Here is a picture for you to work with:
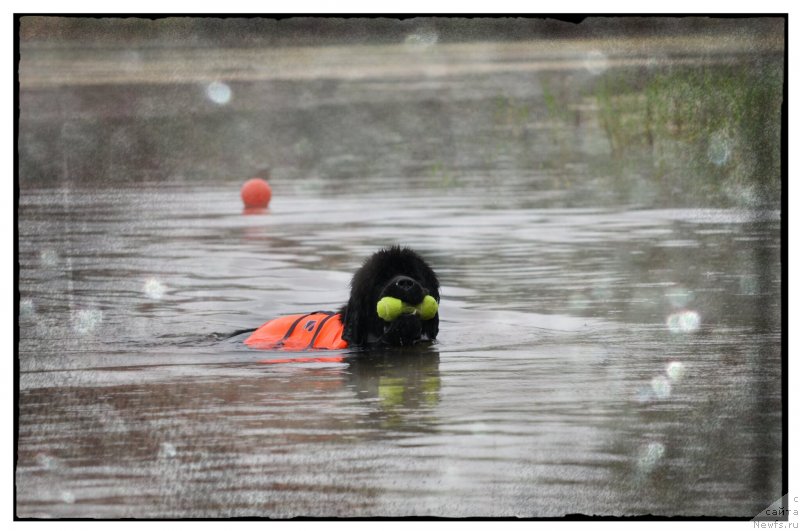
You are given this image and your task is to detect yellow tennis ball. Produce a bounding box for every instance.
[416,295,438,320]
[377,296,404,321]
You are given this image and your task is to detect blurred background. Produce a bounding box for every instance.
[19,16,783,206]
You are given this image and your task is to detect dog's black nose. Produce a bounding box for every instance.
[395,276,415,291]
[381,275,427,305]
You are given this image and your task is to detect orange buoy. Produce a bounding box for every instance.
[241,178,272,209]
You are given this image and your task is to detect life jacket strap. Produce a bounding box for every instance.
[305,312,338,349]
[275,311,336,349]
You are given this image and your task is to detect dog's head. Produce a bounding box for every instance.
[341,247,440,347]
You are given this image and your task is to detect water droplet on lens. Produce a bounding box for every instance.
[143,277,166,300]
[20,298,35,318]
[591,284,613,301]
[666,310,701,333]
[584,50,609,75]
[160,442,177,458]
[206,81,232,105]
[708,130,732,166]
[37,453,58,470]
[40,249,59,268]
[568,294,590,311]
[404,29,438,48]
[666,361,685,381]
[73,308,103,335]
[739,275,758,296]
[637,442,665,473]
[650,375,672,399]
[635,387,653,403]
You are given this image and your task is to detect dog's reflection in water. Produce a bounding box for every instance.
[345,345,441,415]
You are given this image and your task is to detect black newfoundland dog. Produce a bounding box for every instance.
[341,246,440,347]
[243,246,439,350]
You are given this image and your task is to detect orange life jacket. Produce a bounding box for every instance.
[244,311,348,351]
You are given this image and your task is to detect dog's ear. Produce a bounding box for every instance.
[340,272,376,346]
[341,252,385,346]
[340,302,364,346]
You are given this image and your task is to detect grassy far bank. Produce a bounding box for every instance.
[595,61,783,207]
[536,57,784,208]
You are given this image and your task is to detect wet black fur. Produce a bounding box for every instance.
[340,247,440,347]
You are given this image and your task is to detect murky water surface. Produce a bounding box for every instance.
[16,34,782,518]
